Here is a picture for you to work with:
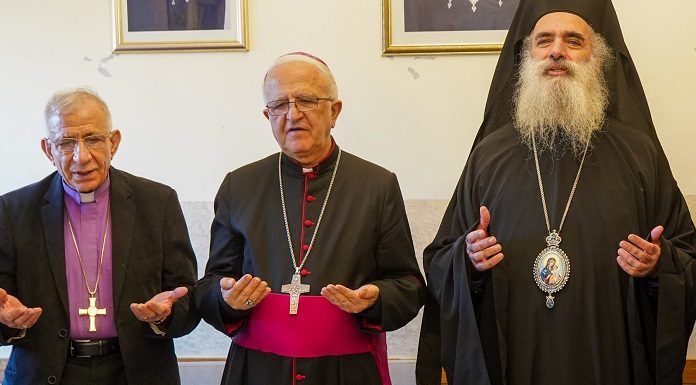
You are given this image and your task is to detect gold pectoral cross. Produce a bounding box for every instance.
[281,273,310,315]
[78,296,107,332]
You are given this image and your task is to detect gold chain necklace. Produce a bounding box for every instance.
[66,202,110,332]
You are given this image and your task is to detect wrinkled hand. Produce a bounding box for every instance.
[220,274,271,310]
[466,206,504,271]
[0,288,42,330]
[617,226,663,278]
[321,284,379,313]
[130,287,188,323]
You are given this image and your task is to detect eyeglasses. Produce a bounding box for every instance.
[265,96,333,116]
[48,133,112,154]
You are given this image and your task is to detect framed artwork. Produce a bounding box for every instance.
[383,0,519,55]
[112,0,249,53]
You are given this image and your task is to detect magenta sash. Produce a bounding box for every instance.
[233,293,391,385]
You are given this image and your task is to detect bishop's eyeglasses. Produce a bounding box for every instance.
[48,133,113,154]
[265,96,333,116]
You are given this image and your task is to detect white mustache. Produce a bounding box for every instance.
[513,35,612,157]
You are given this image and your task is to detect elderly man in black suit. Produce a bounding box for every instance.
[0,88,199,385]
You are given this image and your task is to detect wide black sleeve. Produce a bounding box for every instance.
[649,153,696,384]
[361,173,424,332]
[0,195,23,345]
[152,188,200,338]
[416,163,491,385]
[194,174,250,337]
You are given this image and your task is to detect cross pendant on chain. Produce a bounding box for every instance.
[281,273,310,315]
[78,295,107,332]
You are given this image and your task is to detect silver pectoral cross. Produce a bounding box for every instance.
[78,296,107,332]
[281,273,310,315]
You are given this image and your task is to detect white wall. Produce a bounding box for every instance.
[1,0,695,200]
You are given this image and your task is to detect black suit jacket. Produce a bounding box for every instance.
[0,168,199,385]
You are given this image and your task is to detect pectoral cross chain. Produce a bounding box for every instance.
[281,273,310,315]
[78,296,107,332]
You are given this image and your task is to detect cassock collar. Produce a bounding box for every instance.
[62,175,111,204]
[281,139,340,177]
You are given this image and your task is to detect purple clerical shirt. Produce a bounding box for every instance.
[63,178,117,339]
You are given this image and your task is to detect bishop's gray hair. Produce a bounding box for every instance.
[262,53,339,102]
[44,87,112,137]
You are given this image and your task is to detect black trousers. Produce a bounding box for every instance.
[60,352,127,385]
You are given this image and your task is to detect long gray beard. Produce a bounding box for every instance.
[513,37,611,157]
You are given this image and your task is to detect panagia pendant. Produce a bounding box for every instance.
[533,231,570,309]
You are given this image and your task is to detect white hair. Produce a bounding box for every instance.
[262,53,339,101]
[44,87,112,137]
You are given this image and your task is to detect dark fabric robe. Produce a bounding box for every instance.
[417,121,696,385]
[416,1,696,384]
[0,168,199,385]
[196,146,424,385]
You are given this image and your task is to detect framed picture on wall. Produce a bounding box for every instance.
[112,0,248,53]
[383,0,519,55]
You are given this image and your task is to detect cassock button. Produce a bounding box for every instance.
[304,219,314,227]
[306,195,315,202]
[300,268,311,276]
[58,328,68,338]
[307,173,317,180]
[47,376,57,384]
[295,374,306,381]
[302,244,310,251]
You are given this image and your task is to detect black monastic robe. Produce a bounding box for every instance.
[419,121,696,385]
[196,145,424,385]
[416,1,696,384]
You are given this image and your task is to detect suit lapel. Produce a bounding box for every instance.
[109,168,135,310]
[41,173,69,315]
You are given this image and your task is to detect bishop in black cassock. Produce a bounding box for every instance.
[416,1,696,385]
[196,53,424,385]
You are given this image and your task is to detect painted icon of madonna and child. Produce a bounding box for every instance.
[540,257,563,286]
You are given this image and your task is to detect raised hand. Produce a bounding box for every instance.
[617,226,663,277]
[0,288,42,330]
[220,274,271,310]
[321,284,379,313]
[466,206,504,271]
[130,287,188,323]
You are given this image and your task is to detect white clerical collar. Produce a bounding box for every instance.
[302,168,313,174]
[79,192,96,203]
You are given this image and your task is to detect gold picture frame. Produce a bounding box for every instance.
[112,0,249,53]
[382,0,518,55]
